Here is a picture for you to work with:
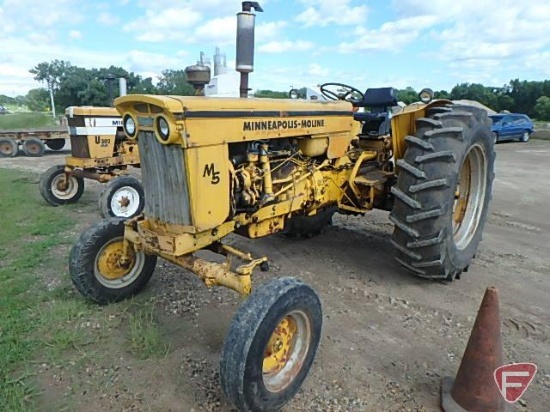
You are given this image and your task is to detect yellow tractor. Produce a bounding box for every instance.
[68,3,495,411]
[39,81,145,219]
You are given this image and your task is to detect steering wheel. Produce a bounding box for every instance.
[319,82,364,104]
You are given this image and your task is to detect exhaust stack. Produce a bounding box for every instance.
[119,77,127,97]
[236,1,263,98]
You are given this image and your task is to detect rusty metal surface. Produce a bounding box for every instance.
[442,286,505,412]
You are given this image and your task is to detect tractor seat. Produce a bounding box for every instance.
[362,87,397,108]
[354,87,397,137]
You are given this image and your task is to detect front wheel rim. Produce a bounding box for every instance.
[94,237,145,288]
[262,311,312,393]
[452,144,488,250]
[51,174,79,199]
[110,186,140,217]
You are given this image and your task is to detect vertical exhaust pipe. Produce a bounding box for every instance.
[119,77,127,97]
[236,1,263,98]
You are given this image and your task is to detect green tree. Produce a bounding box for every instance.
[157,70,195,95]
[254,89,289,99]
[397,87,418,104]
[25,88,50,112]
[534,96,550,120]
[30,60,74,117]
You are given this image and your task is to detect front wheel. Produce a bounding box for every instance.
[98,175,145,219]
[220,277,322,412]
[39,165,85,206]
[69,218,157,304]
[390,104,495,280]
[520,131,530,142]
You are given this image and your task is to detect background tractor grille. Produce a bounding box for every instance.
[138,132,191,226]
[70,135,90,158]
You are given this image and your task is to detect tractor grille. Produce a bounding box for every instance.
[137,132,191,226]
[70,135,90,158]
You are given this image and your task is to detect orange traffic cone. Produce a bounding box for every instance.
[441,286,506,411]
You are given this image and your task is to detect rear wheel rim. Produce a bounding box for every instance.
[262,311,311,393]
[110,186,140,217]
[0,142,14,155]
[27,143,41,154]
[452,144,487,250]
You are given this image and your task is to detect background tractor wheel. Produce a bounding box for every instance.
[220,277,322,412]
[69,218,157,304]
[39,164,85,206]
[98,176,145,219]
[282,206,337,238]
[390,104,495,281]
[22,137,45,157]
[0,138,18,158]
[45,138,66,151]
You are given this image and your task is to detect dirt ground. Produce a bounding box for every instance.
[1,140,549,411]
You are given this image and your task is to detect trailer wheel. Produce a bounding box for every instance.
[0,138,18,158]
[98,176,144,219]
[390,104,495,280]
[282,206,336,238]
[69,218,157,304]
[39,165,85,206]
[220,277,322,412]
[22,137,46,157]
[45,139,66,151]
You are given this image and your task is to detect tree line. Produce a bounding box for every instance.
[1,60,550,120]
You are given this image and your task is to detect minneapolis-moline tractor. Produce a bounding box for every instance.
[39,80,145,219]
[68,3,495,411]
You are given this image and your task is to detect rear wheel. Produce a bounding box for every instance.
[39,165,85,206]
[45,138,66,151]
[98,176,145,218]
[282,207,336,238]
[220,277,322,412]
[390,104,495,280]
[22,137,45,157]
[0,138,18,158]
[69,218,157,304]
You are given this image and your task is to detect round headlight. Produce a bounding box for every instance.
[289,89,299,99]
[419,88,434,104]
[123,114,136,137]
[156,116,170,141]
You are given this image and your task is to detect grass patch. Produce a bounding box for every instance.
[0,113,58,130]
[0,168,90,411]
[127,306,170,360]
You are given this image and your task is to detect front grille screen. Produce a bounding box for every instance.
[137,132,191,226]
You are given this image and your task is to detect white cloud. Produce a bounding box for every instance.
[259,40,314,53]
[295,0,368,27]
[98,12,120,25]
[194,16,236,46]
[69,30,82,40]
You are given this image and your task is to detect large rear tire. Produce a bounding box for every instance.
[390,104,495,280]
[220,277,322,412]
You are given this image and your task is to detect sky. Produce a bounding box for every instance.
[1,0,550,97]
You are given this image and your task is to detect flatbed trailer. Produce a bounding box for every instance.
[0,127,69,158]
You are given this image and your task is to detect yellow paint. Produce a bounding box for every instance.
[263,317,296,374]
[96,239,135,280]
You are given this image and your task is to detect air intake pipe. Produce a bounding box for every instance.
[236,1,263,98]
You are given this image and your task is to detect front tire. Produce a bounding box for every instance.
[98,176,145,219]
[220,277,322,412]
[390,104,495,280]
[520,131,530,142]
[39,165,84,206]
[69,218,157,304]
